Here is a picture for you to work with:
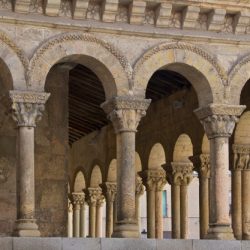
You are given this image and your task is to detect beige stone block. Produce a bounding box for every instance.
[193,240,241,250]
[156,239,192,250]
[62,238,101,250]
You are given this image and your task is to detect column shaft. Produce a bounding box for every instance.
[80,204,86,237]
[68,203,73,237]
[180,184,188,239]
[232,169,242,240]
[135,195,141,235]
[89,203,96,237]
[96,203,102,237]
[199,176,209,239]
[172,184,180,239]
[106,201,113,237]
[73,204,80,237]
[155,190,163,239]
[242,170,250,240]
[147,189,155,238]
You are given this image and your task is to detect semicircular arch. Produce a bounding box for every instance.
[173,134,193,162]
[148,143,166,169]
[133,42,226,107]
[28,32,132,99]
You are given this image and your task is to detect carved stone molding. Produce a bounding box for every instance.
[140,168,167,192]
[71,192,85,206]
[233,144,250,170]
[101,182,117,203]
[0,32,29,80]
[133,42,228,85]
[29,32,133,86]
[167,162,193,186]
[194,104,245,139]
[101,96,151,133]
[9,91,50,127]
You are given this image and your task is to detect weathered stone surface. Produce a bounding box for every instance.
[193,240,241,250]
[157,239,192,250]
[62,238,101,250]
[0,237,12,250]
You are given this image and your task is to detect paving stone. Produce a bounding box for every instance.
[101,238,156,250]
[13,237,62,250]
[0,237,13,250]
[156,239,192,250]
[242,240,250,250]
[62,238,101,250]
[193,240,241,250]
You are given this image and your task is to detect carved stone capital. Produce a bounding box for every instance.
[194,104,245,139]
[167,162,193,185]
[190,154,210,178]
[71,192,85,206]
[101,182,117,203]
[233,144,250,170]
[135,176,144,196]
[87,187,104,206]
[140,168,166,192]
[9,91,50,127]
[101,96,151,133]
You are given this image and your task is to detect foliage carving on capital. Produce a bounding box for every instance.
[194,104,245,139]
[101,96,151,133]
[140,169,167,192]
[88,187,105,206]
[169,162,194,185]
[71,192,85,206]
[101,182,117,203]
[233,144,250,170]
[9,91,50,127]
[135,176,145,196]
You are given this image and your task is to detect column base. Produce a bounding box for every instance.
[13,219,41,237]
[206,224,234,240]
[112,220,139,238]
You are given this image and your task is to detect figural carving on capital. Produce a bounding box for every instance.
[194,104,245,139]
[9,91,50,127]
[135,176,145,196]
[190,154,210,178]
[101,96,151,133]
[233,144,250,170]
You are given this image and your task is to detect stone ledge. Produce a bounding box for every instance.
[0,238,250,250]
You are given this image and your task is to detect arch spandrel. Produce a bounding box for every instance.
[148,143,166,169]
[90,165,102,188]
[0,31,28,90]
[28,32,132,99]
[229,54,250,105]
[133,42,226,107]
[173,134,193,162]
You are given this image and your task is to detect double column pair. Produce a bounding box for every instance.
[231,144,250,240]
[140,169,166,239]
[165,162,193,239]
[70,192,86,237]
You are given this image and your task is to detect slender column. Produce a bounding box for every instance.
[135,177,144,236]
[68,201,73,237]
[195,104,245,239]
[102,182,117,238]
[155,172,167,239]
[96,195,105,237]
[232,144,245,240]
[140,168,166,239]
[10,91,50,237]
[190,154,210,239]
[80,195,86,237]
[233,144,250,240]
[71,192,84,237]
[88,187,102,237]
[102,97,150,238]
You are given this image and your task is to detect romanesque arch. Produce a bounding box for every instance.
[28,32,132,98]
[90,165,102,188]
[107,159,117,182]
[0,31,28,90]
[201,134,209,154]
[173,134,193,162]
[133,42,226,107]
[148,143,166,169]
[74,171,86,192]
[229,54,250,105]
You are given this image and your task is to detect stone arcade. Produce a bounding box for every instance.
[0,0,250,249]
